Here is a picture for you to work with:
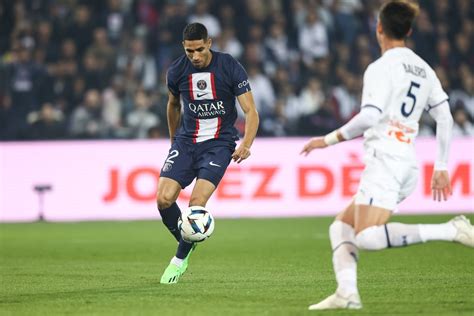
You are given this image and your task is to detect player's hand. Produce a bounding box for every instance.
[431,170,452,202]
[300,137,327,156]
[232,144,251,163]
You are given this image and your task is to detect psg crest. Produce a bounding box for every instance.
[197,80,207,90]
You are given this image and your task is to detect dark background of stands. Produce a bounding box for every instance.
[0,0,472,141]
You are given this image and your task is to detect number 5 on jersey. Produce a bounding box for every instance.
[401,81,421,117]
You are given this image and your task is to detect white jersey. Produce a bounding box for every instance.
[361,47,448,157]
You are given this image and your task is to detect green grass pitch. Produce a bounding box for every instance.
[1,214,473,315]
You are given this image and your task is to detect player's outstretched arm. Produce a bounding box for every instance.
[234,91,259,163]
[166,91,181,143]
[428,101,454,201]
[300,106,381,156]
[300,132,344,156]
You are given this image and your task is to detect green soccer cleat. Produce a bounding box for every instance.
[160,263,182,284]
[180,243,197,275]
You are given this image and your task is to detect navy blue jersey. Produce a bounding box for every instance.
[166,51,251,144]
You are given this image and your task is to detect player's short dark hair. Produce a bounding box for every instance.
[183,23,208,41]
[379,1,419,39]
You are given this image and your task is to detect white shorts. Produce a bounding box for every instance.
[355,148,419,211]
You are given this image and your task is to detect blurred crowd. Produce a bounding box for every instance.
[0,0,473,141]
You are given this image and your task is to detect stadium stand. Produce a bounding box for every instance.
[0,0,472,140]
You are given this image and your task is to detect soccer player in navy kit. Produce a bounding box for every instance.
[157,23,259,284]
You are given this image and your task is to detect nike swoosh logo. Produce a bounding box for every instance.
[209,161,221,167]
[197,93,208,97]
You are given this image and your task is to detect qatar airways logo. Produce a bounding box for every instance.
[188,101,226,117]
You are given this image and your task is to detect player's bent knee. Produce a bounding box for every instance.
[355,226,387,250]
[156,193,175,210]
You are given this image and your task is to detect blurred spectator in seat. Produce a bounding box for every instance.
[0,95,14,140]
[117,37,156,91]
[81,52,108,91]
[247,65,276,119]
[27,102,66,140]
[65,76,86,115]
[147,125,163,139]
[3,46,47,139]
[418,112,435,137]
[35,20,57,64]
[87,28,116,77]
[278,83,301,133]
[188,0,221,38]
[102,0,131,45]
[47,39,79,109]
[218,3,237,29]
[214,27,243,59]
[434,66,451,94]
[450,65,473,119]
[126,90,160,139]
[330,71,360,122]
[258,97,288,137]
[265,22,291,68]
[242,41,265,69]
[453,33,473,70]
[412,8,436,66]
[452,104,474,137]
[69,89,107,139]
[135,0,159,30]
[102,87,125,138]
[299,78,325,116]
[290,0,307,30]
[297,97,340,136]
[66,5,95,58]
[353,35,372,73]
[298,10,329,66]
[152,3,188,74]
[331,0,363,46]
[434,37,457,78]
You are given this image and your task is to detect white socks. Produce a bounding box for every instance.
[355,222,457,250]
[171,256,184,268]
[329,220,359,297]
[418,222,457,243]
[328,219,458,298]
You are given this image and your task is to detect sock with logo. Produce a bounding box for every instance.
[158,202,182,241]
[330,220,359,297]
[356,223,422,250]
[355,222,456,250]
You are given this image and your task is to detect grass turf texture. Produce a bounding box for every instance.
[1,215,473,316]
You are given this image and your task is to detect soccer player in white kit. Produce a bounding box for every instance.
[301,1,474,310]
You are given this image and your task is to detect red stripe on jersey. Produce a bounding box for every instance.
[193,119,199,144]
[214,117,222,139]
[210,73,217,99]
[188,74,194,100]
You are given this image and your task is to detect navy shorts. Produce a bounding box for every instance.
[160,139,236,188]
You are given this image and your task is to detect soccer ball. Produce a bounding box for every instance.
[178,206,215,242]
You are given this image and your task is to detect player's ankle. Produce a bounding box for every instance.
[171,256,184,268]
[336,288,358,298]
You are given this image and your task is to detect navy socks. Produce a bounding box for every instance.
[159,202,195,260]
[176,239,194,259]
[158,202,181,241]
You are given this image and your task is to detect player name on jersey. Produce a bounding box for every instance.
[402,63,426,78]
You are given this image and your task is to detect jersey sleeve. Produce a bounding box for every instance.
[426,71,448,111]
[360,63,391,113]
[166,69,179,96]
[230,57,251,96]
